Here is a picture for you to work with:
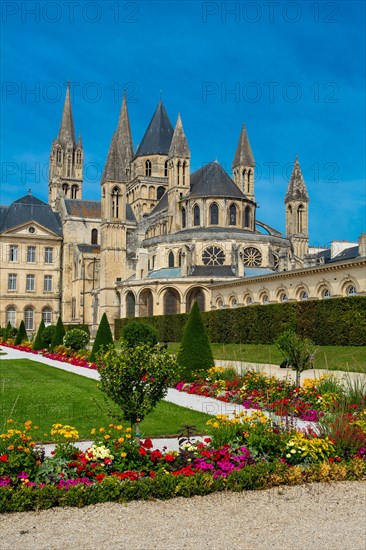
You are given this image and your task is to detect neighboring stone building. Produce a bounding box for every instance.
[0,86,365,334]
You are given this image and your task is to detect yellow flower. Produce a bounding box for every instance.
[8,445,14,451]
[116,425,122,431]
[126,427,132,432]
[126,434,131,439]
[118,437,125,443]
[99,427,105,433]
[91,428,96,435]
[104,435,110,440]
[121,452,127,458]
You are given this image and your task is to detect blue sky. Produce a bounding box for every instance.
[1,0,365,246]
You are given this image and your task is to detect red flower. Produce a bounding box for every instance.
[142,438,153,449]
[149,471,156,478]
[0,454,8,462]
[165,454,175,463]
[139,447,147,456]
[96,473,106,482]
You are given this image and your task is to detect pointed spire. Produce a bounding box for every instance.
[101,132,119,184]
[285,157,309,203]
[168,114,190,158]
[58,83,76,148]
[115,90,134,164]
[77,134,83,147]
[134,100,174,158]
[232,124,255,168]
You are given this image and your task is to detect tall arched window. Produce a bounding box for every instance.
[6,306,16,327]
[177,161,181,185]
[247,170,251,193]
[42,307,52,326]
[145,159,152,177]
[347,285,357,296]
[244,206,250,228]
[297,205,305,233]
[163,288,180,315]
[71,185,78,199]
[62,183,69,197]
[229,204,237,225]
[241,169,246,192]
[91,229,98,245]
[112,187,120,218]
[157,186,165,200]
[56,147,62,163]
[76,150,82,165]
[126,292,136,318]
[193,205,200,226]
[178,250,182,267]
[168,251,175,268]
[210,203,219,225]
[164,160,168,177]
[181,207,186,228]
[24,307,34,330]
[182,161,186,185]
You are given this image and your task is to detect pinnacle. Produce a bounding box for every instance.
[232,124,255,168]
[285,157,309,203]
[58,83,76,148]
[168,114,190,158]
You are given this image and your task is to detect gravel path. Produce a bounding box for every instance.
[0,482,365,549]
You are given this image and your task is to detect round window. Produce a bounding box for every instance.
[243,247,262,267]
[28,226,36,234]
[202,246,225,266]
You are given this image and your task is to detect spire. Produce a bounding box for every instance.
[58,83,76,147]
[134,100,174,158]
[285,157,309,203]
[101,132,120,184]
[168,114,190,158]
[115,90,134,165]
[77,134,83,147]
[232,124,255,168]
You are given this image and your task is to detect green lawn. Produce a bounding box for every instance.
[168,343,366,373]
[0,359,211,442]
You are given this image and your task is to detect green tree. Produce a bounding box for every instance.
[275,329,316,386]
[41,325,56,349]
[51,317,65,350]
[33,318,45,351]
[90,313,114,362]
[121,321,158,348]
[63,328,89,351]
[97,342,178,437]
[14,321,27,345]
[177,301,214,381]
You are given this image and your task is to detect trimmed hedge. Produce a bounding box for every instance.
[115,297,366,346]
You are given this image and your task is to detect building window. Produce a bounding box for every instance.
[193,205,200,226]
[27,246,36,263]
[210,203,219,225]
[157,186,165,200]
[178,250,182,267]
[262,294,269,304]
[91,228,98,245]
[44,275,52,292]
[202,246,225,266]
[71,185,78,199]
[229,204,237,225]
[8,274,17,291]
[243,247,262,267]
[182,161,186,185]
[126,292,136,318]
[24,307,34,330]
[45,247,53,264]
[56,148,62,163]
[112,187,120,218]
[300,291,308,301]
[62,183,69,196]
[280,293,288,303]
[177,161,181,185]
[42,307,52,326]
[72,298,76,320]
[164,160,168,177]
[347,285,357,296]
[6,306,16,327]
[76,149,82,165]
[181,207,186,228]
[322,288,331,299]
[9,245,18,262]
[145,160,152,177]
[26,275,35,292]
[244,206,251,228]
[168,251,175,268]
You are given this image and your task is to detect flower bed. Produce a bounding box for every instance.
[0,342,97,370]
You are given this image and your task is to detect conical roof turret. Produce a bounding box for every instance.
[168,114,190,158]
[285,157,309,203]
[134,100,174,158]
[232,124,255,168]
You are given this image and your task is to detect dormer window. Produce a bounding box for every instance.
[145,159,152,177]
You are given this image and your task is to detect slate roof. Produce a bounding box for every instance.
[0,195,62,235]
[134,101,174,158]
[150,192,168,215]
[232,124,255,168]
[327,246,359,263]
[190,265,236,277]
[244,267,276,277]
[285,157,309,203]
[77,244,100,254]
[64,199,136,222]
[147,267,181,279]
[168,114,190,158]
[188,161,245,199]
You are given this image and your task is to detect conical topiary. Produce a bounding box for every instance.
[176,301,214,381]
[90,313,114,362]
[14,320,27,345]
[33,318,45,350]
[51,317,65,350]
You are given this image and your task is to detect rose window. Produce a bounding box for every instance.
[202,246,225,266]
[243,247,262,267]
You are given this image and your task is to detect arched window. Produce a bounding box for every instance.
[177,161,181,185]
[157,186,165,200]
[229,204,237,225]
[193,205,200,226]
[62,183,69,197]
[168,251,175,268]
[300,290,308,301]
[247,169,251,193]
[178,250,182,267]
[24,307,34,330]
[297,205,305,233]
[244,206,250,228]
[56,148,62,163]
[164,160,168,177]
[42,307,52,326]
[112,187,120,218]
[139,289,153,317]
[163,288,180,315]
[71,185,78,199]
[76,150,82,165]
[347,285,357,297]
[181,207,186,228]
[126,292,136,318]
[241,169,246,192]
[182,161,186,185]
[280,293,288,303]
[262,294,269,305]
[322,288,331,299]
[145,159,152,177]
[6,306,16,327]
[187,288,205,312]
[91,229,98,245]
[210,203,219,225]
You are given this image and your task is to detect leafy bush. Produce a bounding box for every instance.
[33,319,45,351]
[63,328,89,351]
[14,321,27,345]
[177,301,214,381]
[42,325,56,348]
[51,317,65,350]
[121,321,158,348]
[90,313,114,362]
[275,329,316,386]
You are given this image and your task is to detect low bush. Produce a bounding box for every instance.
[121,321,158,348]
[63,328,89,351]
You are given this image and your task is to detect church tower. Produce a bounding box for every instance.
[285,157,309,260]
[49,83,83,210]
[99,91,134,325]
[232,124,255,201]
[167,114,190,231]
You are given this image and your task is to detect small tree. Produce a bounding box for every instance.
[4,321,17,340]
[176,301,214,381]
[33,318,45,350]
[51,317,65,350]
[121,321,158,348]
[63,328,89,351]
[97,342,179,437]
[90,313,114,362]
[42,325,56,349]
[14,321,27,345]
[275,329,316,387]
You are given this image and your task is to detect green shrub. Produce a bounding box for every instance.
[121,321,158,348]
[33,319,45,351]
[42,325,56,348]
[90,313,113,362]
[63,328,89,351]
[64,324,90,337]
[14,320,27,345]
[275,329,316,386]
[51,317,65,350]
[177,301,214,381]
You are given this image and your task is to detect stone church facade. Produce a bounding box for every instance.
[0,87,365,334]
